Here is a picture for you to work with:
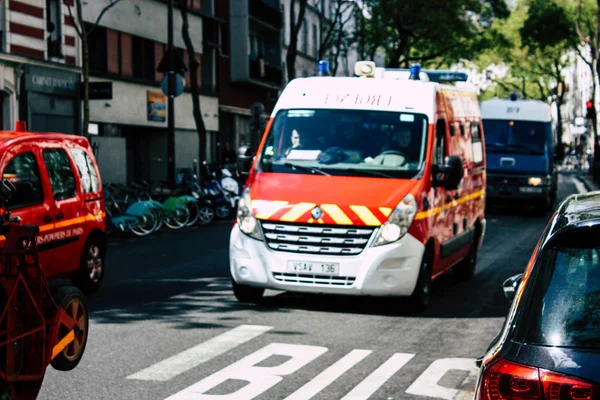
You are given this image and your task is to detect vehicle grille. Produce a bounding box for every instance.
[260,222,375,256]
[488,174,527,186]
[273,272,356,286]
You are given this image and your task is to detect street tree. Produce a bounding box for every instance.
[317,0,357,75]
[286,0,308,81]
[179,1,207,178]
[354,0,509,68]
[519,0,578,160]
[575,0,599,139]
[63,0,122,139]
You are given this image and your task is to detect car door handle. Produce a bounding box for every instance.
[55,212,65,220]
[43,215,53,223]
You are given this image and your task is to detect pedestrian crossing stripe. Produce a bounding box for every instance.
[126,324,480,400]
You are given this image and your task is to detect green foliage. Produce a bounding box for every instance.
[354,0,509,68]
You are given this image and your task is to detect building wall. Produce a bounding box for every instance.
[0,64,17,130]
[88,78,219,132]
[90,136,127,184]
[81,0,202,52]
[3,0,79,65]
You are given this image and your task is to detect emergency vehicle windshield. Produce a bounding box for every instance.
[258,109,428,179]
[483,119,550,155]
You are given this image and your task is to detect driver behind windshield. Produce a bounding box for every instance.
[370,126,418,167]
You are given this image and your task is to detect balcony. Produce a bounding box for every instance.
[249,58,283,86]
[249,0,282,30]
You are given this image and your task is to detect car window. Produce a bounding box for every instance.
[518,246,600,349]
[42,148,77,201]
[1,151,44,210]
[69,148,99,193]
[471,122,483,165]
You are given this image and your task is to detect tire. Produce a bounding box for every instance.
[232,279,264,303]
[454,240,478,281]
[197,205,215,225]
[50,287,89,372]
[407,247,433,313]
[72,235,105,294]
[216,203,231,219]
[185,201,200,227]
[165,206,190,230]
[131,210,158,236]
[534,196,552,216]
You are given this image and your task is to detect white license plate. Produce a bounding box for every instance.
[287,261,340,276]
[519,187,543,194]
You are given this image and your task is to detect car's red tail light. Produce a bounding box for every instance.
[478,359,599,400]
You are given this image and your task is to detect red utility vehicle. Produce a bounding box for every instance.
[0,122,106,293]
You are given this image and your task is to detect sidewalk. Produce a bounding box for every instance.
[576,173,600,192]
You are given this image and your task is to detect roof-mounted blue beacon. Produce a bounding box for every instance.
[409,63,421,80]
[317,60,330,76]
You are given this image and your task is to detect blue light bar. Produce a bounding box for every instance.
[317,60,330,76]
[409,64,421,80]
[423,71,469,83]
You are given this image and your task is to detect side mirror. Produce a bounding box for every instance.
[502,273,523,303]
[237,146,253,175]
[433,155,464,190]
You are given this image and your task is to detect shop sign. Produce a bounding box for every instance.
[147,90,166,122]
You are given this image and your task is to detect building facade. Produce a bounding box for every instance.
[0,0,82,133]
[81,0,219,185]
[0,0,218,186]
[217,0,283,156]
[281,0,359,80]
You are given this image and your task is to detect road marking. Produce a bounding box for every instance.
[164,343,328,400]
[284,349,372,400]
[126,325,273,382]
[340,353,415,400]
[405,358,479,400]
[572,176,588,194]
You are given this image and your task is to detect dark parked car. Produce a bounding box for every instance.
[474,191,600,399]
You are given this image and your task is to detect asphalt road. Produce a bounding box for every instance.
[38,173,586,400]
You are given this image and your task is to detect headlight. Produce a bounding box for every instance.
[372,193,418,247]
[236,188,264,240]
[528,175,552,186]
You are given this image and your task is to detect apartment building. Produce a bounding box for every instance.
[0,0,219,185]
[217,0,283,155]
[0,0,81,133]
[81,0,220,184]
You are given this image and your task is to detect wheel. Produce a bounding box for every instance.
[130,210,158,236]
[50,287,89,372]
[534,196,552,216]
[72,236,105,293]
[407,247,433,312]
[185,201,200,227]
[165,206,191,229]
[216,203,231,219]
[232,279,264,303]
[197,205,215,224]
[454,239,478,281]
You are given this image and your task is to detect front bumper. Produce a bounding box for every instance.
[229,227,426,297]
[486,174,551,201]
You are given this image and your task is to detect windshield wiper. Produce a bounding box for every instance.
[345,168,394,178]
[284,162,331,176]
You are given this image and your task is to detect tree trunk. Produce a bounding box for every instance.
[286,0,307,81]
[180,3,207,181]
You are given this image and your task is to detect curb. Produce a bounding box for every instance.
[576,175,593,193]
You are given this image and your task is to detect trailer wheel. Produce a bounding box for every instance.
[51,287,89,372]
